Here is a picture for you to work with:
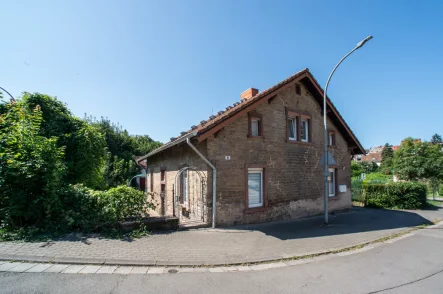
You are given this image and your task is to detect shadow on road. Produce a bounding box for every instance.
[218,207,439,241]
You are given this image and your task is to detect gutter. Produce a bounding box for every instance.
[186,138,217,228]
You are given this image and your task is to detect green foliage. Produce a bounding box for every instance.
[86,117,161,188]
[20,93,107,188]
[351,161,364,178]
[96,186,154,222]
[431,133,442,144]
[362,182,427,209]
[351,161,378,178]
[381,143,394,174]
[0,93,160,238]
[363,172,391,184]
[0,102,66,227]
[351,177,364,202]
[394,138,427,181]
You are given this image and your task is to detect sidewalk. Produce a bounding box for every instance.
[0,207,442,266]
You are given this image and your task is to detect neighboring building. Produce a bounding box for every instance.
[353,146,383,166]
[137,68,365,227]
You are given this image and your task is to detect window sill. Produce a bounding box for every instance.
[247,134,265,140]
[244,206,268,214]
[287,140,313,146]
[328,195,340,201]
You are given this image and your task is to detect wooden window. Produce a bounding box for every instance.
[295,84,301,95]
[248,112,263,138]
[286,108,311,143]
[328,168,336,197]
[160,169,166,182]
[329,131,335,146]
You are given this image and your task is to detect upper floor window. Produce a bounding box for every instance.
[248,112,263,138]
[295,84,301,95]
[301,117,309,142]
[287,117,297,141]
[329,131,335,146]
[286,108,311,143]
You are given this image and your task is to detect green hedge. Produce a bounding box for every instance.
[362,182,427,209]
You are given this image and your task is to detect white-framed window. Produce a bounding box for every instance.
[287,118,297,141]
[301,118,309,142]
[251,118,260,136]
[248,168,263,208]
[328,168,336,197]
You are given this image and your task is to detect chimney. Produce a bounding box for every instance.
[240,88,259,100]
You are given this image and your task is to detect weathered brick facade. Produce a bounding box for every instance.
[141,69,362,227]
[145,82,352,226]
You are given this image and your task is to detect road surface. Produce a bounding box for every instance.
[1,224,443,293]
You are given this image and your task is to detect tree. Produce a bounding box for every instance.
[20,93,107,188]
[351,161,364,178]
[85,117,161,189]
[0,102,65,226]
[381,143,394,174]
[431,133,442,144]
[394,138,427,181]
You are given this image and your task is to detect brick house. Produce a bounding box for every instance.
[137,68,365,227]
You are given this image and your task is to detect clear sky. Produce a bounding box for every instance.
[1,0,442,148]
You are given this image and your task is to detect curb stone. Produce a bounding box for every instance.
[0,220,440,275]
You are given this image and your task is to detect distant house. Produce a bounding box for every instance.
[137,69,365,227]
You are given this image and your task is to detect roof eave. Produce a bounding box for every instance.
[136,131,197,163]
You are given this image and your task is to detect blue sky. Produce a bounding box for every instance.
[1,0,442,148]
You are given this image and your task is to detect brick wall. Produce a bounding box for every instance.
[146,140,210,224]
[206,82,352,225]
[146,81,353,226]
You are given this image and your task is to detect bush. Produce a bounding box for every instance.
[96,186,155,222]
[362,182,427,209]
[363,172,391,184]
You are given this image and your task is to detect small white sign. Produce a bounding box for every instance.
[225,156,231,160]
[339,185,347,193]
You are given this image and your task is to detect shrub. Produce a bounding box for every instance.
[362,182,427,209]
[363,172,391,184]
[96,186,155,222]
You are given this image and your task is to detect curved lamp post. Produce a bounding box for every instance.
[0,86,15,101]
[323,36,373,225]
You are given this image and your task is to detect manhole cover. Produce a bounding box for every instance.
[168,269,178,274]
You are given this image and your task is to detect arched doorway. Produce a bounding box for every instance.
[174,167,207,227]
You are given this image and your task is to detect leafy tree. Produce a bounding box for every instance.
[86,117,161,188]
[381,143,394,174]
[20,93,107,188]
[0,102,65,226]
[431,133,442,144]
[351,161,364,178]
[394,138,427,181]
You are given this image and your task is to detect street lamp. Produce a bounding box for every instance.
[323,36,373,225]
[0,86,15,102]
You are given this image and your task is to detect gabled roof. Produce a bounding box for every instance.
[138,68,365,162]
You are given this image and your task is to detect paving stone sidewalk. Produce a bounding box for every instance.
[0,207,442,266]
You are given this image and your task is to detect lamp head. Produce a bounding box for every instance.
[356,36,373,49]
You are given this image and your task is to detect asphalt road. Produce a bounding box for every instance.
[2,225,443,294]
